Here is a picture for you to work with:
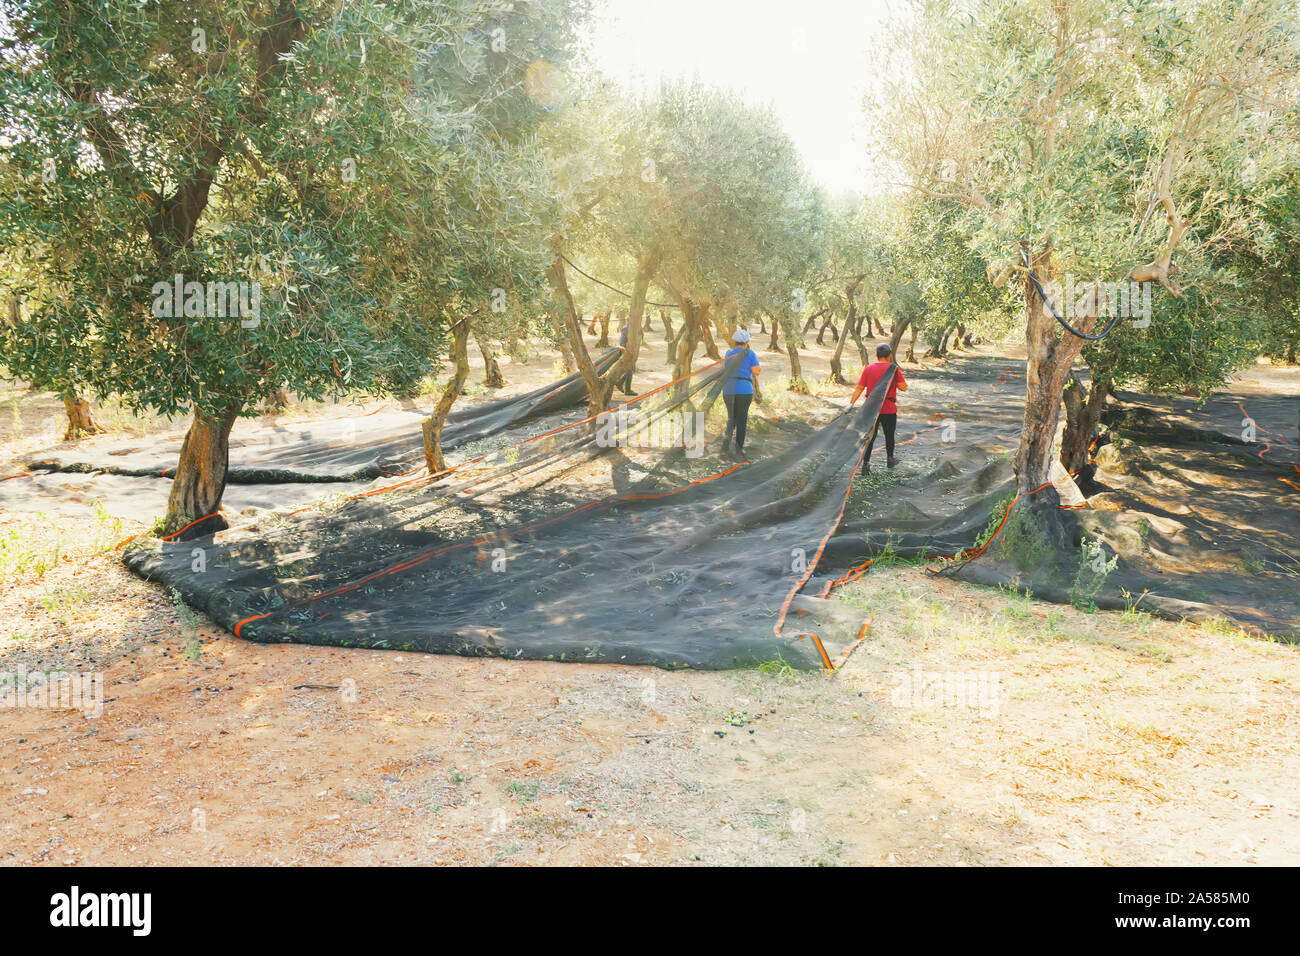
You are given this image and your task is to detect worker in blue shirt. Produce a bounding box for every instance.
[722,329,760,457]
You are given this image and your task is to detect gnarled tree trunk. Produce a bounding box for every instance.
[62,394,106,440]
[671,297,701,400]
[814,310,836,345]
[473,325,504,388]
[888,318,912,362]
[548,313,575,373]
[260,387,291,415]
[1015,250,1093,495]
[163,403,241,540]
[606,261,656,405]
[698,302,721,360]
[721,302,738,345]
[665,321,683,365]
[848,292,870,363]
[423,316,471,475]
[1061,368,1111,476]
[783,313,809,393]
[552,257,613,410]
[551,252,656,413]
[829,308,851,384]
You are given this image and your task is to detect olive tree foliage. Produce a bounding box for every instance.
[878,0,1300,497]
[0,0,587,535]
[545,79,813,410]
[813,198,886,382]
[0,248,107,438]
[538,76,644,409]
[633,83,813,395]
[410,2,589,473]
[882,195,1019,360]
[1058,155,1300,472]
[1053,104,1298,472]
[748,179,830,393]
[1231,165,1300,366]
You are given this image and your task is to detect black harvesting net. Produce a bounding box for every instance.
[120,352,1300,668]
[123,353,898,670]
[28,349,622,483]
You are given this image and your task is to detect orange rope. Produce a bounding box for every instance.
[771,439,869,665]
[114,509,226,551]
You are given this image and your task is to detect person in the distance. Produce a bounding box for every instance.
[849,342,908,474]
[722,329,760,457]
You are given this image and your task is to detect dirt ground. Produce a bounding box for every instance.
[3,322,1298,865]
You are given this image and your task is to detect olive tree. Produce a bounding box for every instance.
[0,0,587,534]
[880,0,1300,504]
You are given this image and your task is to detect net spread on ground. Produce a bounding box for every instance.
[116,353,1299,669]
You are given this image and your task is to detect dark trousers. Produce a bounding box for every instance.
[863,412,897,470]
[723,393,753,451]
[617,370,633,395]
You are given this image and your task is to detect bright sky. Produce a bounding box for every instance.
[586,0,902,198]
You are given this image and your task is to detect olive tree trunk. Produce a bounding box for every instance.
[422,316,471,474]
[829,308,851,384]
[62,394,106,440]
[1015,252,1092,495]
[163,403,241,540]
[721,302,738,344]
[783,313,809,394]
[888,318,912,362]
[473,325,504,389]
[671,297,701,400]
[1061,368,1111,476]
[606,258,656,404]
[698,302,721,360]
[549,313,575,372]
[816,314,838,345]
[830,278,867,383]
[551,251,656,413]
[552,256,614,411]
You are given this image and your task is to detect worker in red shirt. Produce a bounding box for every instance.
[848,342,908,474]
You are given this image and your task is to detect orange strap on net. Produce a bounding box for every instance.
[770,435,871,670]
[114,509,225,551]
